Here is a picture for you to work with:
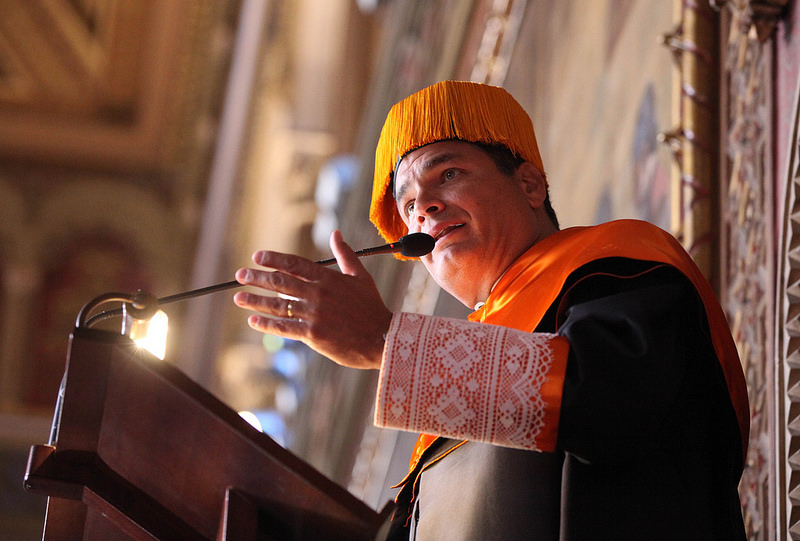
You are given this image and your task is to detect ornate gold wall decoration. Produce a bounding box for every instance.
[720,4,775,538]
[0,0,230,174]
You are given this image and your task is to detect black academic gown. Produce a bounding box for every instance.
[390,258,747,541]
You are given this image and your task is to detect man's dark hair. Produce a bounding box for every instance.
[472,142,559,229]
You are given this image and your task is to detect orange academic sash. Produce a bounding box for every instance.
[409,220,749,471]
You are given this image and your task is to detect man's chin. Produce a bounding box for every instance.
[426,257,471,288]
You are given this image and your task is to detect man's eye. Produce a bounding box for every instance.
[444,169,458,180]
[404,201,415,217]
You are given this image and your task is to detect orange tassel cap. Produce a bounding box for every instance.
[369,81,546,243]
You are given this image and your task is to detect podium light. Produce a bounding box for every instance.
[127,308,169,359]
[76,283,241,360]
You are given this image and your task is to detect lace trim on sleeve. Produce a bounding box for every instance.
[375,313,568,451]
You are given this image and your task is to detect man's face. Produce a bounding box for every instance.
[393,140,551,307]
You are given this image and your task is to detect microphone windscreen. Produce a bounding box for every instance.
[398,233,436,257]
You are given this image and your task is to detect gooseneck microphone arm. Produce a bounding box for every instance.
[78,232,435,328]
[157,232,434,306]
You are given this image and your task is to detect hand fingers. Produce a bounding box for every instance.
[233,290,300,319]
[234,265,309,300]
[251,250,323,281]
[330,230,368,277]
[246,313,305,340]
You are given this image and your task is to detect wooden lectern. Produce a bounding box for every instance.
[24,327,393,540]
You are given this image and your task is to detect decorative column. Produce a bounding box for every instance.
[660,1,720,283]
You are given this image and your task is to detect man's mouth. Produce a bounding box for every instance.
[434,224,465,241]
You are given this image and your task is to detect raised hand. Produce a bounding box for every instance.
[233,230,392,370]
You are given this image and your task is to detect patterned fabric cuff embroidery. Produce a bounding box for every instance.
[375,312,567,451]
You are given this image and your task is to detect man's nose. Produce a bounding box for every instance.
[415,193,443,223]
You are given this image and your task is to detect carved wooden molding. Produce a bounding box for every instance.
[779,31,800,541]
[780,149,800,539]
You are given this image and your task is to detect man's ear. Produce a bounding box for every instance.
[517,162,547,208]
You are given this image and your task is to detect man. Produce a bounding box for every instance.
[234,81,749,539]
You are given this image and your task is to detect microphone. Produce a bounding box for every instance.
[155,232,436,305]
[315,232,435,265]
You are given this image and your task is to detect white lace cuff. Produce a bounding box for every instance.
[375,312,569,451]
